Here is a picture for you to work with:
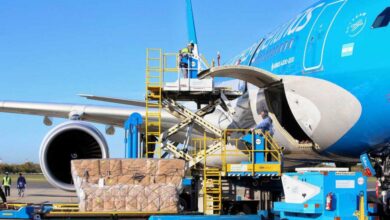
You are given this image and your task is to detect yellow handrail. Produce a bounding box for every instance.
[194,128,283,175]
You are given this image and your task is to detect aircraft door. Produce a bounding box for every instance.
[303,0,346,72]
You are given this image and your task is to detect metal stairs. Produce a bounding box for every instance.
[203,168,222,215]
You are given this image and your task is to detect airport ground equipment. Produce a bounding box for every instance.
[0,205,34,219]
[143,48,287,216]
[360,153,376,177]
[273,169,378,220]
[361,150,390,215]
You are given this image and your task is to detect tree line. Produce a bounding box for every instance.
[0,162,41,173]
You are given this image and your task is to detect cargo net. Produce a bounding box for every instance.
[71,159,185,213]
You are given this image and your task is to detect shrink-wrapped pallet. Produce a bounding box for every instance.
[160,185,179,212]
[103,187,115,211]
[71,158,185,213]
[146,184,161,212]
[91,187,105,212]
[126,185,143,212]
[111,185,127,211]
[137,186,148,211]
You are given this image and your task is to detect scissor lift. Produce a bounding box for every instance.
[144,48,283,215]
[144,48,242,164]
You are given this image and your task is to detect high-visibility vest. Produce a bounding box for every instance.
[180,48,192,63]
[3,177,10,186]
[180,47,190,54]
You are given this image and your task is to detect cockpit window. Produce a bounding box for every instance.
[372,7,390,28]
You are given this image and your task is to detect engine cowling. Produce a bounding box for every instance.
[39,121,109,191]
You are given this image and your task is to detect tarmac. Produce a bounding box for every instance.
[5,181,78,204]
[3,175,376,205]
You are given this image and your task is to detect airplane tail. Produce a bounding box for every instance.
[186,0,199,57]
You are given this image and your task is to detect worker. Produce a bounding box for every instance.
[178,42,194,78]
[17,173,26,197]
[255,110,274,136]
[2,172,11,197]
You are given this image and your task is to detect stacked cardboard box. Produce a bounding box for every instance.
[71,158,185,213]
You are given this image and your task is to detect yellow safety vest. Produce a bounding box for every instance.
[3,176,10,186]
[180,47,190,55]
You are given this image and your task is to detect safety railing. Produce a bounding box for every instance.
[163,52,210,81]
[193,129,283,176]
[190,138,204,158]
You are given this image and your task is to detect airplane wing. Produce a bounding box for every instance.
[78,94,148,107]
[0,101,174,127]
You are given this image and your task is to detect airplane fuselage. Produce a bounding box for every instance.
[227,0,390,160]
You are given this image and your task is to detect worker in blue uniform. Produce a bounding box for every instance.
[17,173,27,197]
[255,110,274,136]
[178,43,194,78]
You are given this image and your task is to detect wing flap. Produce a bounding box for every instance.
[79,94,148,107]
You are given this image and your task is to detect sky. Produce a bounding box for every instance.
[0,0,317,163]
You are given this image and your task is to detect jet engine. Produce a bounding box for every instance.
[39,121,109,191]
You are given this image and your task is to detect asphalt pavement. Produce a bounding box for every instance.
[4,180,78,204]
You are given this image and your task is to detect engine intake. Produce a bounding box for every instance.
[39,121,109,191]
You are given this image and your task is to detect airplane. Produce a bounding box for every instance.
[0,0,390,207]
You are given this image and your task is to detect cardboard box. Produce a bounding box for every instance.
[157,159,185,176]
[100,159,122,177]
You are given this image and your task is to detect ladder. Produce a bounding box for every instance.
[145,48,163,158]
[203,168,222,215]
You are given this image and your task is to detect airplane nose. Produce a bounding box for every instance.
[282,75,362,151]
